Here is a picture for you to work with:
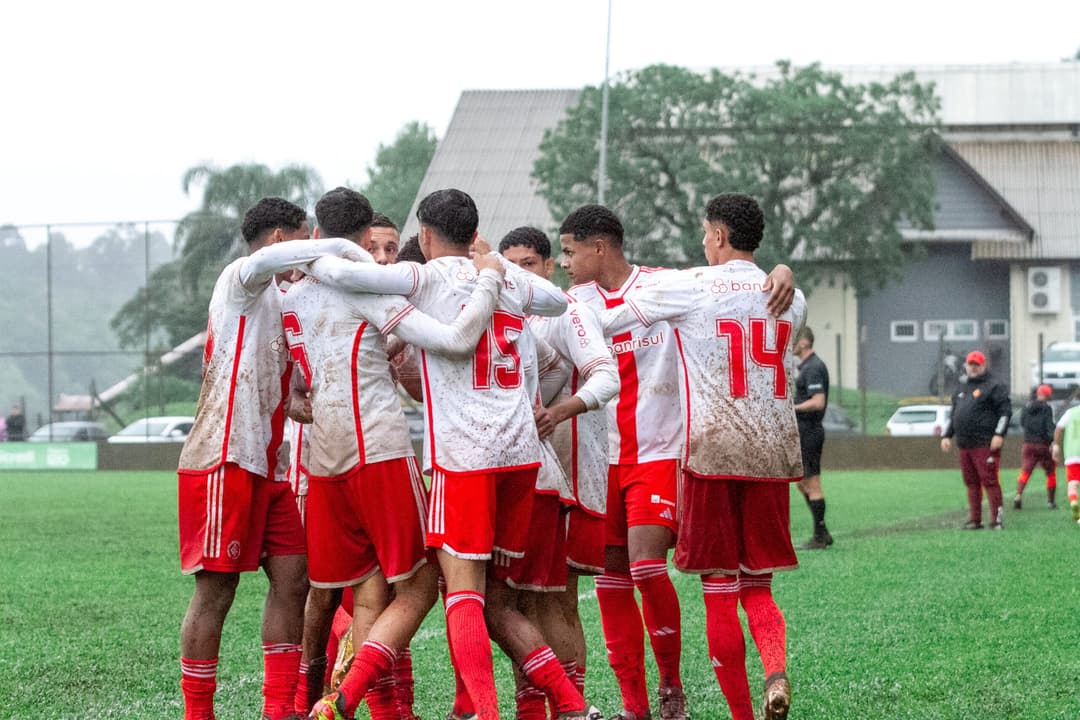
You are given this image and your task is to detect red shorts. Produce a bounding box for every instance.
[566,507,606,575]
[306,457,430,588]
[606,460,680,547]
[502,493,568,591]
[427,466,537,561]
[178,463,306,575]
[674,471,797,575]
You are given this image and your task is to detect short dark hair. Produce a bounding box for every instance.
[498,226,551,260]
[705,193,764,252]
[315,187,373,238]
[796,326,814,346]
[396,234,426,264]
[241,197,307,245]
[371,212,398,231]
[416,189,478,246]
[558,204,623,246]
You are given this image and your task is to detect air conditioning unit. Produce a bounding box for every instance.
[1027,267,1061,314]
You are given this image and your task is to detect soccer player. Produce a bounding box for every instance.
[368,212,402,265]
[177,197,359,720]
[597,193,806,720]
[498,226,620,705]
[286,207,506,720]
[1014,384,1057,510]
[558,204,793,720]
[305,189,597,720]
[793,326,834,549]
[1052,391,1080,523]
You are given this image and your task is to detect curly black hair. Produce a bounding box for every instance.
[371,212,397,231]
[241,197,307,245]
[497,226,551,260]
[705,193,764,252]
[558,204,623,246]
[396,234,426,264]
[416,189,478,246]
[315,187,373,239]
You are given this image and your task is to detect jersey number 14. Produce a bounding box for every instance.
[716,318,792,399]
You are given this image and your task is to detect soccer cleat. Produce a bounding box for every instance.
[763,672,791,720]
[990,522,1004,530]
[1071,501,1080,522]
[658,685,689,720]
[798,536,829,550]
[309,692,349,720]
[558,707,605,720]
[822,529,835,546]
[445,713,476,720]
[608,711,652,720]
[961,521,983,530]
[1049,501,1058,510]
[1013,494,1022,510]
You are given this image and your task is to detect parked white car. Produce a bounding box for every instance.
[28,421,109,442]
[108,416,194,444]
[885,405,952,437]
[1031,342,1080,397]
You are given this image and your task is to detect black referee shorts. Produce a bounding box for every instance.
[798,421,825,478]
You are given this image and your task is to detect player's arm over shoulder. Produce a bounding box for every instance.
[307,254,420,296]
[600,271,696,336]
[497,255,567,317]
[238,237,357,292]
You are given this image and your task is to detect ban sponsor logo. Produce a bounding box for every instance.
[711,279,765,294]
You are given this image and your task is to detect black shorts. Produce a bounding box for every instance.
[798,421,825,478]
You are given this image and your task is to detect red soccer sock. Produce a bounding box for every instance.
[325,605,353,687]
[740,575,787,678]
[1016,473,1029,494]
[444,603,475,718]
[561,658,583,696]
[515,678,549,720]
[595,572,649,716]
[702,576,753,720]
[445,591,498,720]
[294,655,328,715]
[1069,480,1079,503]
[394,647,416,717]
[365,674,399,720]
[630,558,683,688]
[1048,474,1057,490]
[336,641,397,717]
[262,642,302,720]
[522,645,585,713]
[180,657,217,720]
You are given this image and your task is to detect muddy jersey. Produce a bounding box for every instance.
[530,298,619,515]
[305,253,567,474]
[282,266,502,478]
[602,260,806,482]
[179,238,354,478]
[569,266,683,466]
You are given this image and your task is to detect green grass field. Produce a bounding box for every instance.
[2,468,1079,720]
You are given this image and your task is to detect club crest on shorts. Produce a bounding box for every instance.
[227,540,242,560]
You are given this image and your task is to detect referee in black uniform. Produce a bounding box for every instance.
[793,327,833,549]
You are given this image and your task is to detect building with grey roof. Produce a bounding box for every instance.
[405,63,1080,398]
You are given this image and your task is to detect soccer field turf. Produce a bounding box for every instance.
[2,468,1079,719]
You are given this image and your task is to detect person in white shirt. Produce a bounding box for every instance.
[597,193,804,720]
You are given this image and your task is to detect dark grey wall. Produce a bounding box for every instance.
[858,244,1011,397]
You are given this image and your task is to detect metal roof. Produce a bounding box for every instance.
[401,89,581,243]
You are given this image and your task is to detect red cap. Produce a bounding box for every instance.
[1037,384,1053,398]
[965,350,986,366]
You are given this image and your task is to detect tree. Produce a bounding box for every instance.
[176,163,323,291]
[361,121,438,229]
[533,63,941,295]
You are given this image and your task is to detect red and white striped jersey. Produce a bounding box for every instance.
[602,260,807,481]
[530,299,619,515]
[305,254,567,474]
[569,266,684,467]
[281,266,502,478]
[179,238,355,479]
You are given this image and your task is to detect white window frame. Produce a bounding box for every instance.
[985,319,1009,341]
[923,319,979,342]
[890,320,919,342]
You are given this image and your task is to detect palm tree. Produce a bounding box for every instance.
[176,163,323,291]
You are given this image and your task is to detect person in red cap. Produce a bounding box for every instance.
[1013,384,1058,510]
[940,350,1013,529]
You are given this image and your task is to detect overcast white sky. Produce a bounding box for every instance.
[2,0,1078,238]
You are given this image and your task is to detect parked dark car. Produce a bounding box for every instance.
[823,405,859,435]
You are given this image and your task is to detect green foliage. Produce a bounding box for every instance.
[534,63,941,295]
[4,469,1080,719]
[361,121,438,229]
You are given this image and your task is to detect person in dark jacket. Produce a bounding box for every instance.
[940,351,1013,529]
[1013,383,1058,510]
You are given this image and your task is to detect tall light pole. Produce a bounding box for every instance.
[597,0,613,205]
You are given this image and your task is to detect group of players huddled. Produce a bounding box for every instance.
[177,185,807,720]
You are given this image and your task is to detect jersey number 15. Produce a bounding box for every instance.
[473,311,524,390]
